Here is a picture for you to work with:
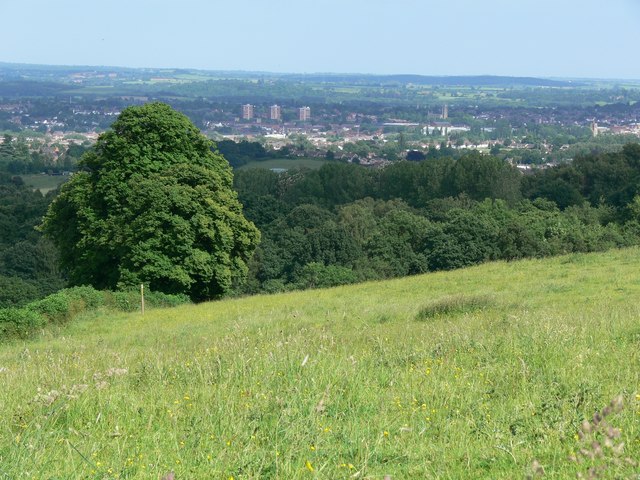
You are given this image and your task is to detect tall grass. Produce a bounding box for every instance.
[1,249,639,478]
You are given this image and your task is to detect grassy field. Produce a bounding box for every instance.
[20,174,69,193]
[238,158,330,171]
[1,249,640,478]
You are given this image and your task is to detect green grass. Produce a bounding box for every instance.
[238,158,330,171]
[1,249,640,478]
[20,174,69,193]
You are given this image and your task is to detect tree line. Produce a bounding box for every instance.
[234,144,640,293]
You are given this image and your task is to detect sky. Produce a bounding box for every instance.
[1,0,639,79]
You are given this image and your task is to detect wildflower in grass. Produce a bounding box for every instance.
[305,460,314,472]
[105,368,128,377]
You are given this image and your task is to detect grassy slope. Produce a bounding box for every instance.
[1,249,640,479]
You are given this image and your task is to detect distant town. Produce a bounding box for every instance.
[1,63,640,173]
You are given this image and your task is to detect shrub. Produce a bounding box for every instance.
[61,286,105,310]
[0,286,190,342]
[106,289,190,312]
[144,291,190,308]
[26,292,71,324]
[0,308,46,339]
[108,291,140,312]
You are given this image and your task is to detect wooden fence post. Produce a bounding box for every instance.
[141,284,145,315]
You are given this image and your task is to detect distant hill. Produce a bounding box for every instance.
[282,73,582,87]
[0,62,583,88]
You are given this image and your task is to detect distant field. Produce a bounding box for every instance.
[65,85,116,94]
[238,157,330,170]
[20,174,69,193]
[332,87,361,94]
[1,249,640,478]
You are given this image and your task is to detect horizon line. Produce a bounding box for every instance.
[2,61,640,83]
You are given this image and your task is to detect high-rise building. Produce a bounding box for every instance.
[442,104,448,120]
[299,106,311,121]
[270,104,281,121]
[242,104,254,120]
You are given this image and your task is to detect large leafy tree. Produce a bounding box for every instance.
[42,103,260,301]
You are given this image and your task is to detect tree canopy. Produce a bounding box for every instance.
[42,102,260,301]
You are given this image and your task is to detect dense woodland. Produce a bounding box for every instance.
[2,141,640,304]
[233,144,640,292]
[0,173,65,307]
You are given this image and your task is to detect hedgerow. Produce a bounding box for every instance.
[0,286,190,342]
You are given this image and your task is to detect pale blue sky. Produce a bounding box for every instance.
[2,0,639,79]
